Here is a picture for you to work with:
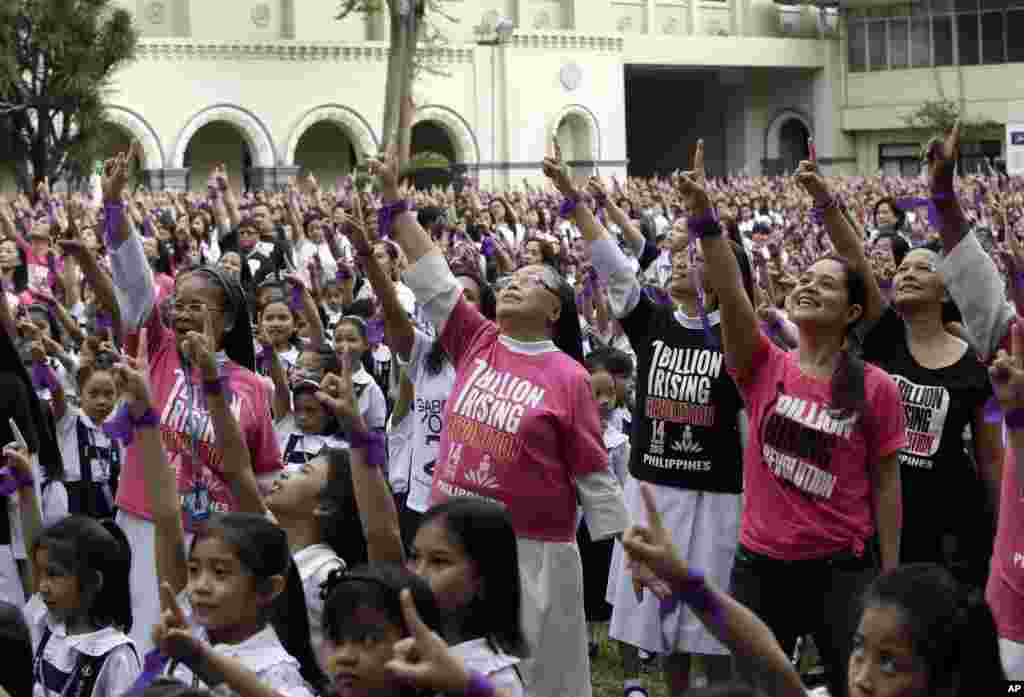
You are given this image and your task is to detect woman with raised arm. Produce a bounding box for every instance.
[366,147,628,697]
[676,162,906,697]
[87,150,282,654]
[549,144,748,696]
[796,159,1003,588]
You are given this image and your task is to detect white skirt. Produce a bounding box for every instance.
[607,477,741,656]
[118,511,193,654]
[516,537,591,697]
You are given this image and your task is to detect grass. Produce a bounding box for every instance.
[590,622,672,697]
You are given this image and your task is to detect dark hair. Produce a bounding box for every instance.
[25,303,61,343]
[180,267,256,371]
[815,255,867,416]
[525,237,560,270]
[418,499,529,657]
[873,197,907,233]
[192,514,326,693]
[320,449,368,568]
[860,564,1004,697]
[321,562,442,644]
[874,231,910,267]
[451,267,497,322]
[33,516,133,632]
[1,238,29,293]
[543,264,585,365]
[585,347,634,380]
[0,600,32,697]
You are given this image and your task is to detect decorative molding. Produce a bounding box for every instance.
[508,33,624,52]
[104,105,166,169]
[145,2,166,25]
[251,3,271,28]
[663,17,681,34]
[465,159,628,171]
[533,11,552,30]
[135,40,475,64]
[172,104,277,168]
[284,104,379,166]
[559,62,582,92]
[616,15,633,32]
[412,105,480,166]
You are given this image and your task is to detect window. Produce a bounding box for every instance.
[981,11,1004,62]
[890,18,910,67]
[957,13,980,64]
[911,17,932,65]
[933,15,954,64]
[1009,10,1024,60]
[880,143,924,177]
[868,21,888,69]
[849,21,867,71]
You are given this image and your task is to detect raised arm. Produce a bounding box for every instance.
[116,360,188,599]
[796,158,885,328]
[343,213,415,361]
[182,307,266,517]
[370,148,436,267]
[678,152,761,383]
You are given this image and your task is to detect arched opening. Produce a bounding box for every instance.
[183,121,251,193]
[556,113,595,180]
[410,121,457,190]
[295,121,358,185]
[778,118,810,175]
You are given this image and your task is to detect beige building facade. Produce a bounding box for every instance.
[22,0,1021,190]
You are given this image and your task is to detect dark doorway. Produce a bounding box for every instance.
[778,118,811,174]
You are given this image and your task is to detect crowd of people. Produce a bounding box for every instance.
[0,122,1018,697]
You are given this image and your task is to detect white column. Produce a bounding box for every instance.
[646,0,656,34]
[690,0,701,34]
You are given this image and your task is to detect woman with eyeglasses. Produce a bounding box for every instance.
[366,149,628,697]
[79,151,282,654]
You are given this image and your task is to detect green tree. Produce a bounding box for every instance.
[0,0,138,192]
[902,98,1002,147]
[337,0,456,170]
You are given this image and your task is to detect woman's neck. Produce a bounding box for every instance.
[206,619,265,646]
[672,291,699,317]
[272,340,292,354]
[796,328,845,379]
[500,323,551,344]
[0,268,14,282]
[64,613,98,636]
[279,515,320,554]
[898,303,947,345]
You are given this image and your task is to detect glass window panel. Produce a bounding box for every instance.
[981,0,1007,9]
[981,11,1004,62]
[849,21,868,71]
[957,14,980,63]
[933,0,953,11]
[868,21,888,68]
[934,15,954,64]
[956,0,978,11]
[911,17,932,65]
[1009,10,1024,60]
[890,18,910,66]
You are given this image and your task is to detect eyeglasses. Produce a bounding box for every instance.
[169,300,224,316]
[494,271,561,297]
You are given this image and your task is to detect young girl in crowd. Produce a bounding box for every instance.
[679,160,906,697]
[51,355,121,519]
[116,355,324,695]
[331,316,388,431]
[92,151,282,652]
[259,295,301,372]
[271,348,347,470]
[369,146,628,697]
[626,472,1005,697]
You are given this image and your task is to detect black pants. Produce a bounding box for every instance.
[394,493,424,552]
[729,543,878,697]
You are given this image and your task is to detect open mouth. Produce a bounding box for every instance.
[795,295,820,309]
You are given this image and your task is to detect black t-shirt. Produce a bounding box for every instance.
[620,295,744,492]
[863,307,993,564]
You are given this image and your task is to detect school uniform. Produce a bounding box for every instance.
[450,638,526,697]
[165,594,315,697]
[55,407,122,519]
[294,543,345,675]
[274,414,348,471]
[24,595,140,697]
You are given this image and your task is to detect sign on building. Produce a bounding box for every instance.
[1007,123,1024,176]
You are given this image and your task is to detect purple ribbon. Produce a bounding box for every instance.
[367,316,385,345]
[103,203,125,248]
[481,236,495,259]
[349,429,387,468]
[102,404,137,445]
[142,215,156,238]
[895,192,957,230]
[96,311,113,330]
[126,650,172,695]
[31,363,59,393]
[644,286,672,306]
[559,197,579,219]
[336,265,353,282]
[289,284,303,312]
[377,200,410,239]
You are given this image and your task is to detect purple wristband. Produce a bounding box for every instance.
[377,200,410,239]
[349,430,386,468]
[559,195,580,219]
[103,203,125,248]
[686,211,722,239]
[465,671,496,697]
[290,284,304,312]
[659,568,723,627]
[203,377,226,396]
[1006,408,1024,431]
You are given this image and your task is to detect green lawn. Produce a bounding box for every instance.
[590,623,672,697]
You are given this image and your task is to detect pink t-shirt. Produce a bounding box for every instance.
[115,306,282,528]
[730,333,906,560]
[986,449,1024,641]
[429,297,608,543]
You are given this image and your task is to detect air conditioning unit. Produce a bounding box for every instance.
[1008,123,1024,176]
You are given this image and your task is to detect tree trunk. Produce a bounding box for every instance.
[395,22,417,171]
[380,0,408,157]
